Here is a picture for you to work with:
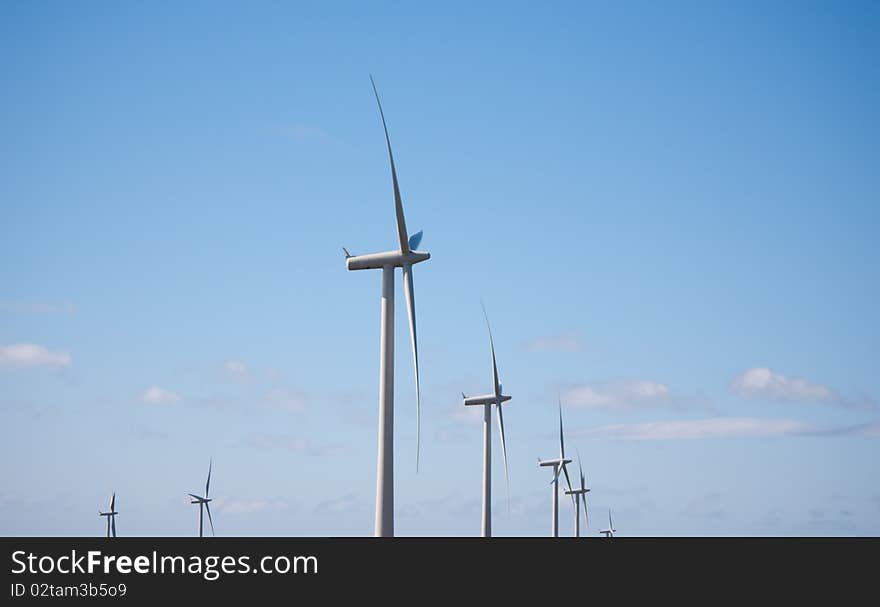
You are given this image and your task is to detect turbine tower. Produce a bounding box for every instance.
[188,460,214,538]
[98,492,118,538]
[599,509,616,537]
[461,303,512,537]
[344,76,430,537]
[564,452,590,537]
[539,399,573,537]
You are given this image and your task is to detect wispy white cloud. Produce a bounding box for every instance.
[522,332,583,353]
[563,380,672,410]
[266,388,306,412]
[223,359,250,381]
[572,417,812,440]
[140,386,180,405]
[806,421,880,438]
[0,344,71,368]
[314,493,363,515]
[730,367,873,408]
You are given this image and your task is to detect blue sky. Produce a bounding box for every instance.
[1,1,878,536]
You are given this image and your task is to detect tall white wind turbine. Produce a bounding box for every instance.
[344,76,430,537]
[539,399,573,537]
[599,509,616,538]
[461,303,512,537]
[564,452,590,537]
[188,460,214,538]
[98,492,118,538]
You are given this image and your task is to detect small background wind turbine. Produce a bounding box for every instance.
[343,76,430,537]
[599,509,616,537]
[462,303,512,537]
[564,452,590,537]
[539,399,573,537]
[189,460,214,537]
[98,492,118,538]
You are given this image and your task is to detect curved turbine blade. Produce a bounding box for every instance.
[205,502,215,536]
[496,403,510,511]
[110,492,115,511]
[577,450,586,492]
[408,230,423,251]
[369,75,409,253]
[111,515,116,538]
[480,302,501,397]
[561,463,573,493]
[206,459,212,498]
[558,396,565,458]
[402,263,420,472]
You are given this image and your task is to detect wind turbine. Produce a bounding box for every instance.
[188,460,214,538]
[461,303,512,537]
[564,452,590,537]
[599,509,616,538]
[344,76,430,537]
[98,492,118,538]
[539,398,573,537]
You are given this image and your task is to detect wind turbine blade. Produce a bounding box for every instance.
[402,263,420,472]
[206,459,212,498]
[110,492,115,511]
[480,302,501,397]
[609,509,613,529]
[205,502,215,536]
[582,495,589,529]
[558,396,565,458]
[496,403,510,510]
[408,230,423,251]
[369,75,409,253]
[188,494,204,501]
[574,449,586,491]
[111,515,116,538]
[561,462,573,493]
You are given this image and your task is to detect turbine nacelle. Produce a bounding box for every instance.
[463,393,512,406]
[346,249,430,271]
[188,493,212,504]
[538,457,572,468]
[564,488,591,496]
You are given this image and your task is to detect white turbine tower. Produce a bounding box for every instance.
[344,76,429,537]
[188,460,214,538]
[98,492,118,538]
[599,509,616,538]
[564,452,590,537]
[462,303,512,537]
[539,399,573,537]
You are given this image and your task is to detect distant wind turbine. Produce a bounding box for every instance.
[188,460,214,538]
[344,76,430,537]
[539,398,573,537]
[462,303,512,537]
[98,492,118,538]
[564,452,590,537]
[599,509,616,538]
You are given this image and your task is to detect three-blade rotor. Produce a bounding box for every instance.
[190,460,215,536]
[349,75,428,473]
[482,303,511,506]
[551,398,573,493]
